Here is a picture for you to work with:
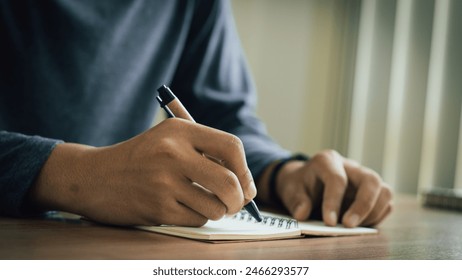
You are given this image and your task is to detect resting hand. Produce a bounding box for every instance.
[260,150,392,227]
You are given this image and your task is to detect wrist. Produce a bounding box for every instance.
[27,142,95,215]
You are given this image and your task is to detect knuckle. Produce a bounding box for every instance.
[151,176,175,193]
[156,139,182,160]
[157,136,176,150]
[344,157,360,167]
[324,149,340,156]
[318,149,339,159]
[162,117,184,128]
[222,171,240,190]
[312,152,327,163]
[380,185,393,201]
[329,173,348,188]
[155,118,181,134]
[364,170,382,186]
[226,134,244,151]
[312,149,340,165]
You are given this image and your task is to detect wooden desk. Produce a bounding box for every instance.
[1,194,462,260]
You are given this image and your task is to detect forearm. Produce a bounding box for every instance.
[27,143,95,216]
[0,131,62,217]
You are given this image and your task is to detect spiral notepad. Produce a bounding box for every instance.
[138,211,378,242]
[233,211,299,229]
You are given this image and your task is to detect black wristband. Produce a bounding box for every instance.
[268,154,309,204]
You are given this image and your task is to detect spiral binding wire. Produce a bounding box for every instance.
[232,210,298,229]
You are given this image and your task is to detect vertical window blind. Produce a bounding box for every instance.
[348,0,462,194]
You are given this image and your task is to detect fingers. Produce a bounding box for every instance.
[289,190,313,221]
[138,177,227,226]
[176,119,256,204]
[186,122,257,201]
[281,180,313,221]
[267,160,314,221]
[341,159,392,227]
[360,184,393,226]
[77,118,255,227]
[301,150,393,228]
[156,118,255,216]
[168,203,209,226]
[145,201,208,227]
[177,181,228,221]
[308,150,349,226]
[182,153,245,214]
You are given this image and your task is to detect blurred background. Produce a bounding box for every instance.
[231,0,462,195]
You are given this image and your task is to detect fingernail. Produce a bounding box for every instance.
[347,214,360,227]
[329,211,337,225]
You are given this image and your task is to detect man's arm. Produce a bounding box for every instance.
[0,1,260,226]
[0,131,61,217]
[24,119,257,226]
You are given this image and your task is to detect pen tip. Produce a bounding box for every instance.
[244,201,263,222]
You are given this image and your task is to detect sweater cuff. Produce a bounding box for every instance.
[0,131,62,217]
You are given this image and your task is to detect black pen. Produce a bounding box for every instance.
[156,85,263,222]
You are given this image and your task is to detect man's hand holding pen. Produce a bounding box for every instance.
[30,118,257,226]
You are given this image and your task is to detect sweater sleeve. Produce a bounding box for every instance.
[0,130,62,217]
[170,0,291,180]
